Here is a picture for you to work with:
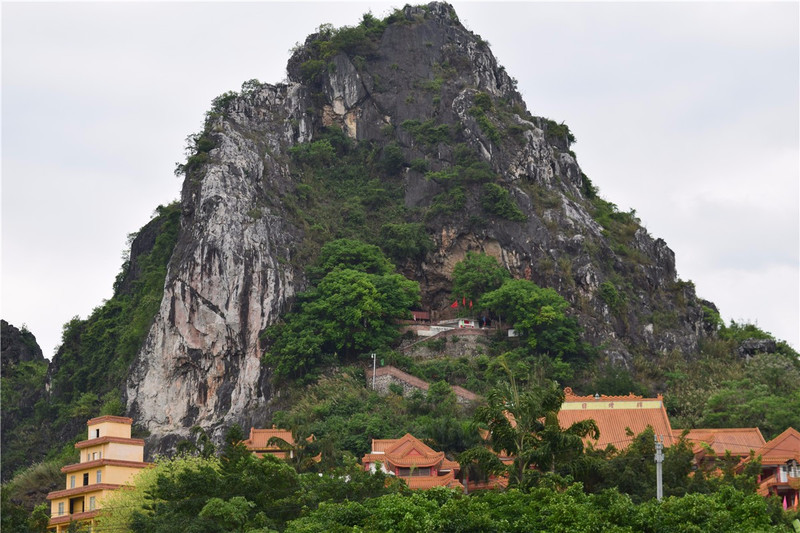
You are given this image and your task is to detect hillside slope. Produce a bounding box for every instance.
[126,3,714,447]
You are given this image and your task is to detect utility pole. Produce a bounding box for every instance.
[371,353,376,390]
[654,434,664,501]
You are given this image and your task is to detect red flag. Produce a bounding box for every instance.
[450,300,458,308]
[462,296,466,306]
[469,300,473,309]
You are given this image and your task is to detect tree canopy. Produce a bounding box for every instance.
[480,279,582,359]
[467,371,598,488]
[264,240,419,379]
[451,252,510,304]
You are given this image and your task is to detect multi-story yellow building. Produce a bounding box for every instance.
[46,415,149,532]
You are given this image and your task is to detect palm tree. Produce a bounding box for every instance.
[473,363,598,487]
[267,428,322,473]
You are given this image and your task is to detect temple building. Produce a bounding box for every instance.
[361,433,463,490]
[243,426,320,462]
[557,388,676,450]
[47,416,149,532]
[738,427,800,509]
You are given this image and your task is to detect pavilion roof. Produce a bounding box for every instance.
[244,427,295,450]
[558,387,675,450]
[364,433,455,470]
[672,427,766,458]
[741,427,800,467]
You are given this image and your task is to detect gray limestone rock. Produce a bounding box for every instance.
[126,2,709,448]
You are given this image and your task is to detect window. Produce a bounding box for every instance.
[96,470,102,483]
[83,473,89,486]
[58,502,64,516]
[95,429,100,438]
[88,496,96,511]
[92,452,97,460]
[70,475,76,489]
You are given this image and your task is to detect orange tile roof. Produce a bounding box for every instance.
[558,387,675,450]
[440,458,460,471]
[243,427,295,450]
[742,427,800,467]
[86,415,133,426]
[672,428,766,458]
[403,470,464,490]
[75,436,145,449]
[363,434,460,472]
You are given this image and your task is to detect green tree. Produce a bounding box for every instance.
[480,278,584,361]
[451,251,510,304]
[266,429,322,473]
[307,238,393,282]
[176,426,218,458]
[122,453,302,533]
[472,369,598,487]
[378,223,433,263]
[264,260,419,379]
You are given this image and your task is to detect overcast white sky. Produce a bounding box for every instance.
[2,2,798,359]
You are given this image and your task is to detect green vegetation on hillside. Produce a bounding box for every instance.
[263,240,420,381]
[76,376,797,532]
[451,251,510,304]
[662,337,800,440]
[285,127,411,264]
[50,202,181,409]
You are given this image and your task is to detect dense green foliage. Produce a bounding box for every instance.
[0,358,48,477]
[379,222,434,263]
[625,321,800,440]
[1,461,58,532]
[306,239,394,282]
[481,183,527,221]
[542,118,577,148]
[287,483,790,532]
[285,128,415,264]
[99,429,407,533]
[271,372,479,462]
[296,13,390,85]
[88,380,796,532]
[451,251,510,304]
[263,240,420,380]
[467,375,598,487]
[401,119,453,146]
[93,433,794,533]
[480,279,585,361]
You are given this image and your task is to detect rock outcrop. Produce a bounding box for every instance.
[1,319,44,372]
[126,2,708,447]
[127,85,312,446]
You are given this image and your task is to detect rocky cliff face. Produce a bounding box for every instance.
[126,85,312,446]
[127,2,709,447]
